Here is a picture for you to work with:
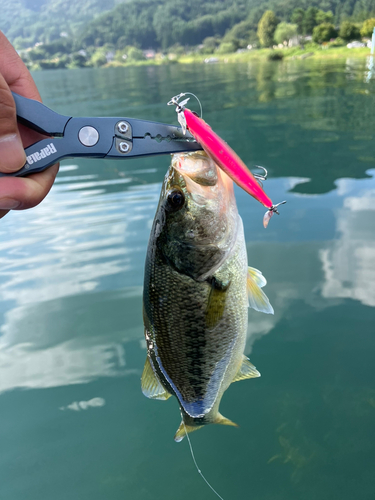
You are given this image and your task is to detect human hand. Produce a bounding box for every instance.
[0,31,59,219]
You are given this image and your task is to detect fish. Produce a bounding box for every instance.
[142,151,273,442]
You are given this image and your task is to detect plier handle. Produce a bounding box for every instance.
[0,93,202,178]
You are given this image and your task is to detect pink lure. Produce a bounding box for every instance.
[183,108,273,210]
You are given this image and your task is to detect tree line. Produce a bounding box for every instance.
[4,0,374,69]
[74,0,375,51]
[257,7,375,46]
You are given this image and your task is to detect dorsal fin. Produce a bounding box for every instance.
[247,267,274,314]
[232,355,261,382]
[141,356,171,400]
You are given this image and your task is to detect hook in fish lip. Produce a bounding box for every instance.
[269,200,287,215]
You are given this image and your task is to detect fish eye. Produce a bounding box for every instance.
[166,189,185,211]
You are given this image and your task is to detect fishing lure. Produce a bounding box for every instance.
[168,93,285,227]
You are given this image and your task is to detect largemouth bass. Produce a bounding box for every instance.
[142,151,273,442]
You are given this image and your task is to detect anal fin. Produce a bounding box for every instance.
[232,355,261,382]
[141,356,171,400]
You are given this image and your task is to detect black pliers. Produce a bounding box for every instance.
[0,92,203,178]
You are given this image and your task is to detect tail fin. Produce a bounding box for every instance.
[174,414,238,442]
[214,413,239,428]
[174,421,203,442]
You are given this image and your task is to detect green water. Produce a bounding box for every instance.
[1,59,375,500]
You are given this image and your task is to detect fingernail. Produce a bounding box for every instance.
[0,198,21,210]
[0,134,26,172]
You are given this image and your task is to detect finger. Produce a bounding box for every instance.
[0,163,59,212]
[0,72,27,173]
[0,32,44,168]
[0,33,59,216]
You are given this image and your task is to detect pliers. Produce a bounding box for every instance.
[0,92,203,178]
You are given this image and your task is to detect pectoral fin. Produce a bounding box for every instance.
[205,276,230,329]
[232,355,261,382]
[247,267,274,314]
[141,356,171,400]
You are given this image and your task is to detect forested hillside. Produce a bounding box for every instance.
[76,0,248,50]
[0,0,124,47]
[1,0,375,50]
[77,0,375,49]
[1,0,374,70]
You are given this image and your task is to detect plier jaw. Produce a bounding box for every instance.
[106,118,201,159]
[0,92,202,178]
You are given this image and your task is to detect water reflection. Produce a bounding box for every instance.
[320,170,375,306]
[1,166,375,394]
[32,59,375,198]
[0,165,159,394]
[59,397,106,411]
[243,170,375,356]
[1,62,375,500]
[365,55,374,83]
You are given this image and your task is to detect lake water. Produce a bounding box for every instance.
[0,58,375,500]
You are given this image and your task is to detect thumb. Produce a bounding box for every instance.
[0,72,26,173]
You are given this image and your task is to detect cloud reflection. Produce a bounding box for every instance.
[245,171,375,355]
[1,166,375,395]
[0,169,159,394]
[0,340,132,393]
[320,171,375,307]
[59,397,106,411]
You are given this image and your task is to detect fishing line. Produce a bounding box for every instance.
[182,92,203,119]
[181,413,225,500]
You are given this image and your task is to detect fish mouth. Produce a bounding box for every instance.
[171,151,218,186]
[169,152,234,204]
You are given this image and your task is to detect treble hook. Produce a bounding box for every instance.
[252,166,268,187]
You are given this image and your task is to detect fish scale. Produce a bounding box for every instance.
[144,256,237,406]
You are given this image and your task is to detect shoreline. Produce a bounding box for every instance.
[107,46,372,68]
[179,46,372,63]
[30,46,373,71]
